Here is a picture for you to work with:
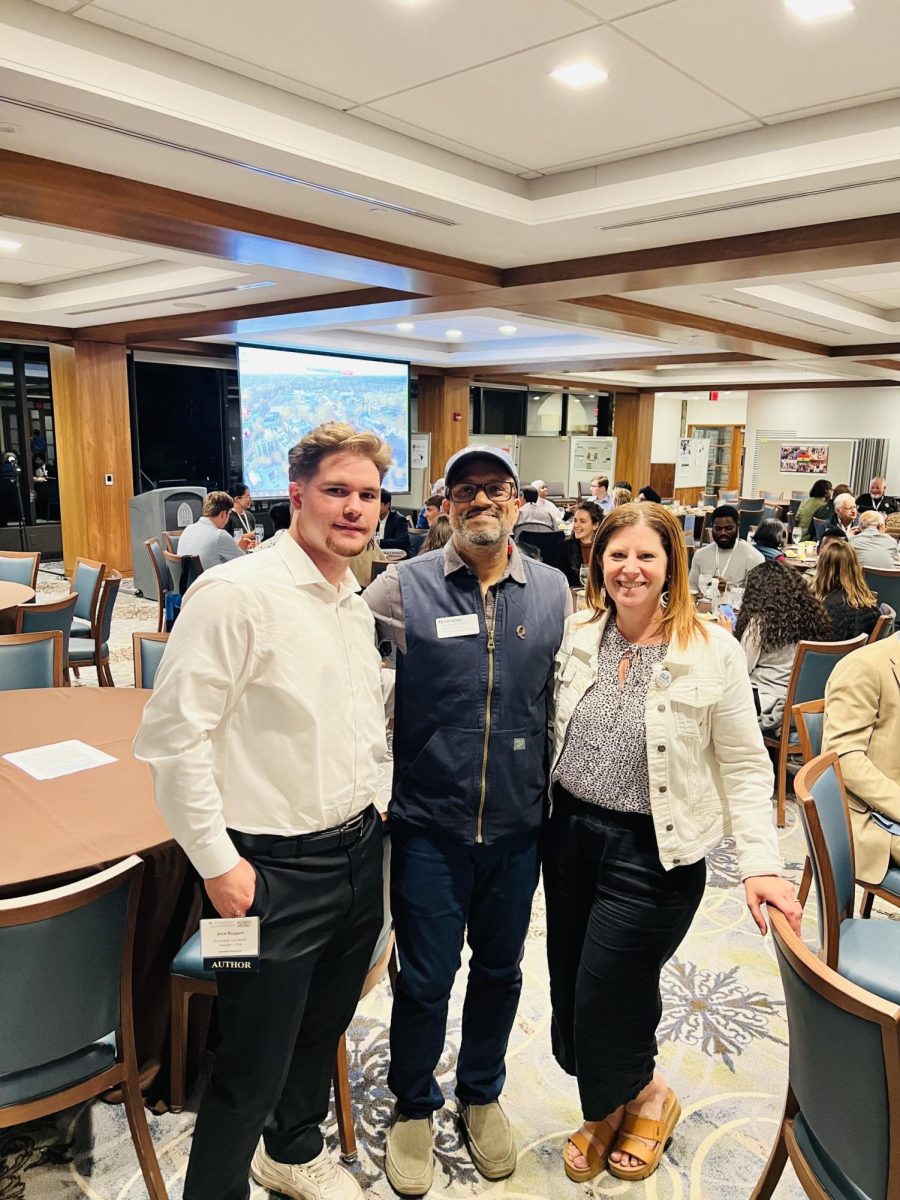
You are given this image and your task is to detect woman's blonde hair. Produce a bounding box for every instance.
[586,502,706,647]
[812,538,877,608]
[612,486,632,507]
[288,421,392,483]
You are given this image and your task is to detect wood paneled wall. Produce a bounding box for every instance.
[416,375,471,483]
[49,341,134,576]
[613,392,655,492]
[649,462,676,499]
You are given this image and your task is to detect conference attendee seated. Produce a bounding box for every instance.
[613,480,632,492]
[560,501,603,586]
[795,478,832,540]
[611,486,632,507]
[515,486,557,534]
[820,491,860,542]
[530,480,563,524]
[588,475,613,514]
[733,561,832,734]
[376,488,412,556]
[178,490,254,570]
[813,482,851,529]
[824,634,900,890]
[415,479,445,528]
[228,482,256,537]
[856,475,899,517]
[636,485,662,504]
[852,510,900,569]
[688,505,764,593]
[812,537,881,640]
[751,518,788,564]
[257,501,291,550]
[418,514,452,554]
[420,495,443,529]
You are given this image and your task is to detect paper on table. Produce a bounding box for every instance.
[3,739,118,781]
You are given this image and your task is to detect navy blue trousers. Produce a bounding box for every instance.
[388,821,541,1117]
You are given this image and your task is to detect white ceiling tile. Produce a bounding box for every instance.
[79,0,598,107]
[366,25,749,170]
[618,0,900,120]
[571,0,678,19]
[27,0,85,10]
[348,109,533,175]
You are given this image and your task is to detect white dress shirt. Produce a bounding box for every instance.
[133,534,387,879]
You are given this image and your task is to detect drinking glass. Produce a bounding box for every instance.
[578,565,589,588]
[791,526,802,546]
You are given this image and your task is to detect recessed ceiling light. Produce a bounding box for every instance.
[171,301,205,310]
[784,0,853,19]
[550,61,608,89]
[445,329,463,339]
[0,124,18,135]
[396,322,415,333]
[498,324,518,335]
[235,281,276,291]
[0,237,22,252]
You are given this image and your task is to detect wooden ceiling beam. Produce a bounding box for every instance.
[646,379,898,391]
[0,321,72,344]
[445,351,762,377]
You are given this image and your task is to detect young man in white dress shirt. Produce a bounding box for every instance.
[135,423,391,1200]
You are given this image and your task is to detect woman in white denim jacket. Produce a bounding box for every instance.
[545,502,801,1186]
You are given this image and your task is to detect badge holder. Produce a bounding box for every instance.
[200,916,261,973]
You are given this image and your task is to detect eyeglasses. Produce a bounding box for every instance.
[447,480,517,504]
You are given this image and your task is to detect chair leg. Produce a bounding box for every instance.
[797,858,813,907]
[121,1065,168,1200]
[776,738,789,828]
[169,979,190,1114]
[332,1033,357,1164]
[749,1090,797,1200]
[860,889,875,918]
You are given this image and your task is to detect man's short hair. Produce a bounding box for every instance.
[712,504,739,523]
[614,480,632,492]
[859,509,885,530]
[203,490,234,518]
[591,475,609,490]
[229,482,250,501]
[269,502,291,531]
[380,488,392,506]
[521,486,538,503]
[288,421,392,484]
[424,495,443,510]
[834,493,856,512]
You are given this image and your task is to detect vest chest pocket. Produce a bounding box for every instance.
[668,677,724,739]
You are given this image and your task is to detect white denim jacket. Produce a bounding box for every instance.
[550,610,782,880]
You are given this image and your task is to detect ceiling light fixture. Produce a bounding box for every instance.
[396,322,415,333]
[0,237,22,252]
[784,0,853,19]
[445,329,463,339]
[550,61,608,88]
[498,324,518,335]
[235,281,276,291]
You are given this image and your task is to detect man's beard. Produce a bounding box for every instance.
[325,531,369,558]
[713,535,737,550]
[450,508,515,548]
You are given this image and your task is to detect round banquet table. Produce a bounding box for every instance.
[0,580,35,632]
[0,687,203,1102]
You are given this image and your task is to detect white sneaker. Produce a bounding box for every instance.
[250,1143,363,1200]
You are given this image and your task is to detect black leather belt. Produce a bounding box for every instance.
[230,806,374,859]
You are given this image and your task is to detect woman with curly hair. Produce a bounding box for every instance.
[811,537,880,640]
[734,562,833,733]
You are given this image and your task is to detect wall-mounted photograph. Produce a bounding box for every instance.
[779,444,829,474]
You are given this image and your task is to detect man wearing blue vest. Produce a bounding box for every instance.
[365,446,569,1194]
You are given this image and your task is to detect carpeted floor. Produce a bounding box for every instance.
[4,573,884,1198]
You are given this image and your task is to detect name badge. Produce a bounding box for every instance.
[435,614,480,639]
[201,916,261,973]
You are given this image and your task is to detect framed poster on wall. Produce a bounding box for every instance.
[779,444,829,474]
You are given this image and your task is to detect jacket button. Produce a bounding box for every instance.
[659,785,667,793]
[657,745,666,753]
[673,857,681,865]
[665,823,674,832]
[657,704,665,712]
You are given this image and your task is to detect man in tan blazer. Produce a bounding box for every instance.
[823,634,900,885]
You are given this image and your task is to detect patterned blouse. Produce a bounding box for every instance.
[553,620,668,814]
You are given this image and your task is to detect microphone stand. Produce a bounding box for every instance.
[4,463,29,552]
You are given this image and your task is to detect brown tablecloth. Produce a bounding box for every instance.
[0,688,202,1101]
[0,581,35,633]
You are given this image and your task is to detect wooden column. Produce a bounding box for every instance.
[49,341,134,576]
[613,392,655,492]
[416,375,471,483]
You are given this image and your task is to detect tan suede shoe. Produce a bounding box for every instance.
[458,1100,517,1180]
[384,1112,434,1197]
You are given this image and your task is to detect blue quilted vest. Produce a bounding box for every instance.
[391,548,567,844]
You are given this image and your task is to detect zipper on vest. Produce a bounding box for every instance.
[476,587,497,844]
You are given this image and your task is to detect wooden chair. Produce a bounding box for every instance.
[132,632,169,689]
[793,700,824,907]
[0,857,167,1199]
[163,551,202,597]
[0,630,63,689]
[793,753,900,995]
[0,550,40,589]
[68,572,121,687]
[143,537,171,634]
[863,566,900,616]
[15,592,78,686]
[69,556,107,639]
[761,489,783,500]
[812,516,830,542]
[750,906,900,1200]
[163,529,183,553]
[869,604,897,643]
[764,635,868,827]
[719,489,739,503]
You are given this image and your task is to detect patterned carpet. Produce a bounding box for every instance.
[3,573,881,1198]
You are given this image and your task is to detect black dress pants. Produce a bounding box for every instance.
[544,789,706,1121]
[183,807,384,1200]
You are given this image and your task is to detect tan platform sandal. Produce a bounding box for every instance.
[563,1119,618,1183]
[607,1088,681,1182]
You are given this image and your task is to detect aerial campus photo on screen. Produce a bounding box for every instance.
[237,345,410,496]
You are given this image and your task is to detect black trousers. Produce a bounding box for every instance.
[544,789,706,1121]
[183,807,384,1200]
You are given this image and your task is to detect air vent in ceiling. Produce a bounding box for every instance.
[0,95,459,227]
[65,284,250,316]
[599,172,900,230]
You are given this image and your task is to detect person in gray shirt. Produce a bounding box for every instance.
[688,505,764,592]
[514,486,557,535]
[852,510,900,570]
[177,491,254,571]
